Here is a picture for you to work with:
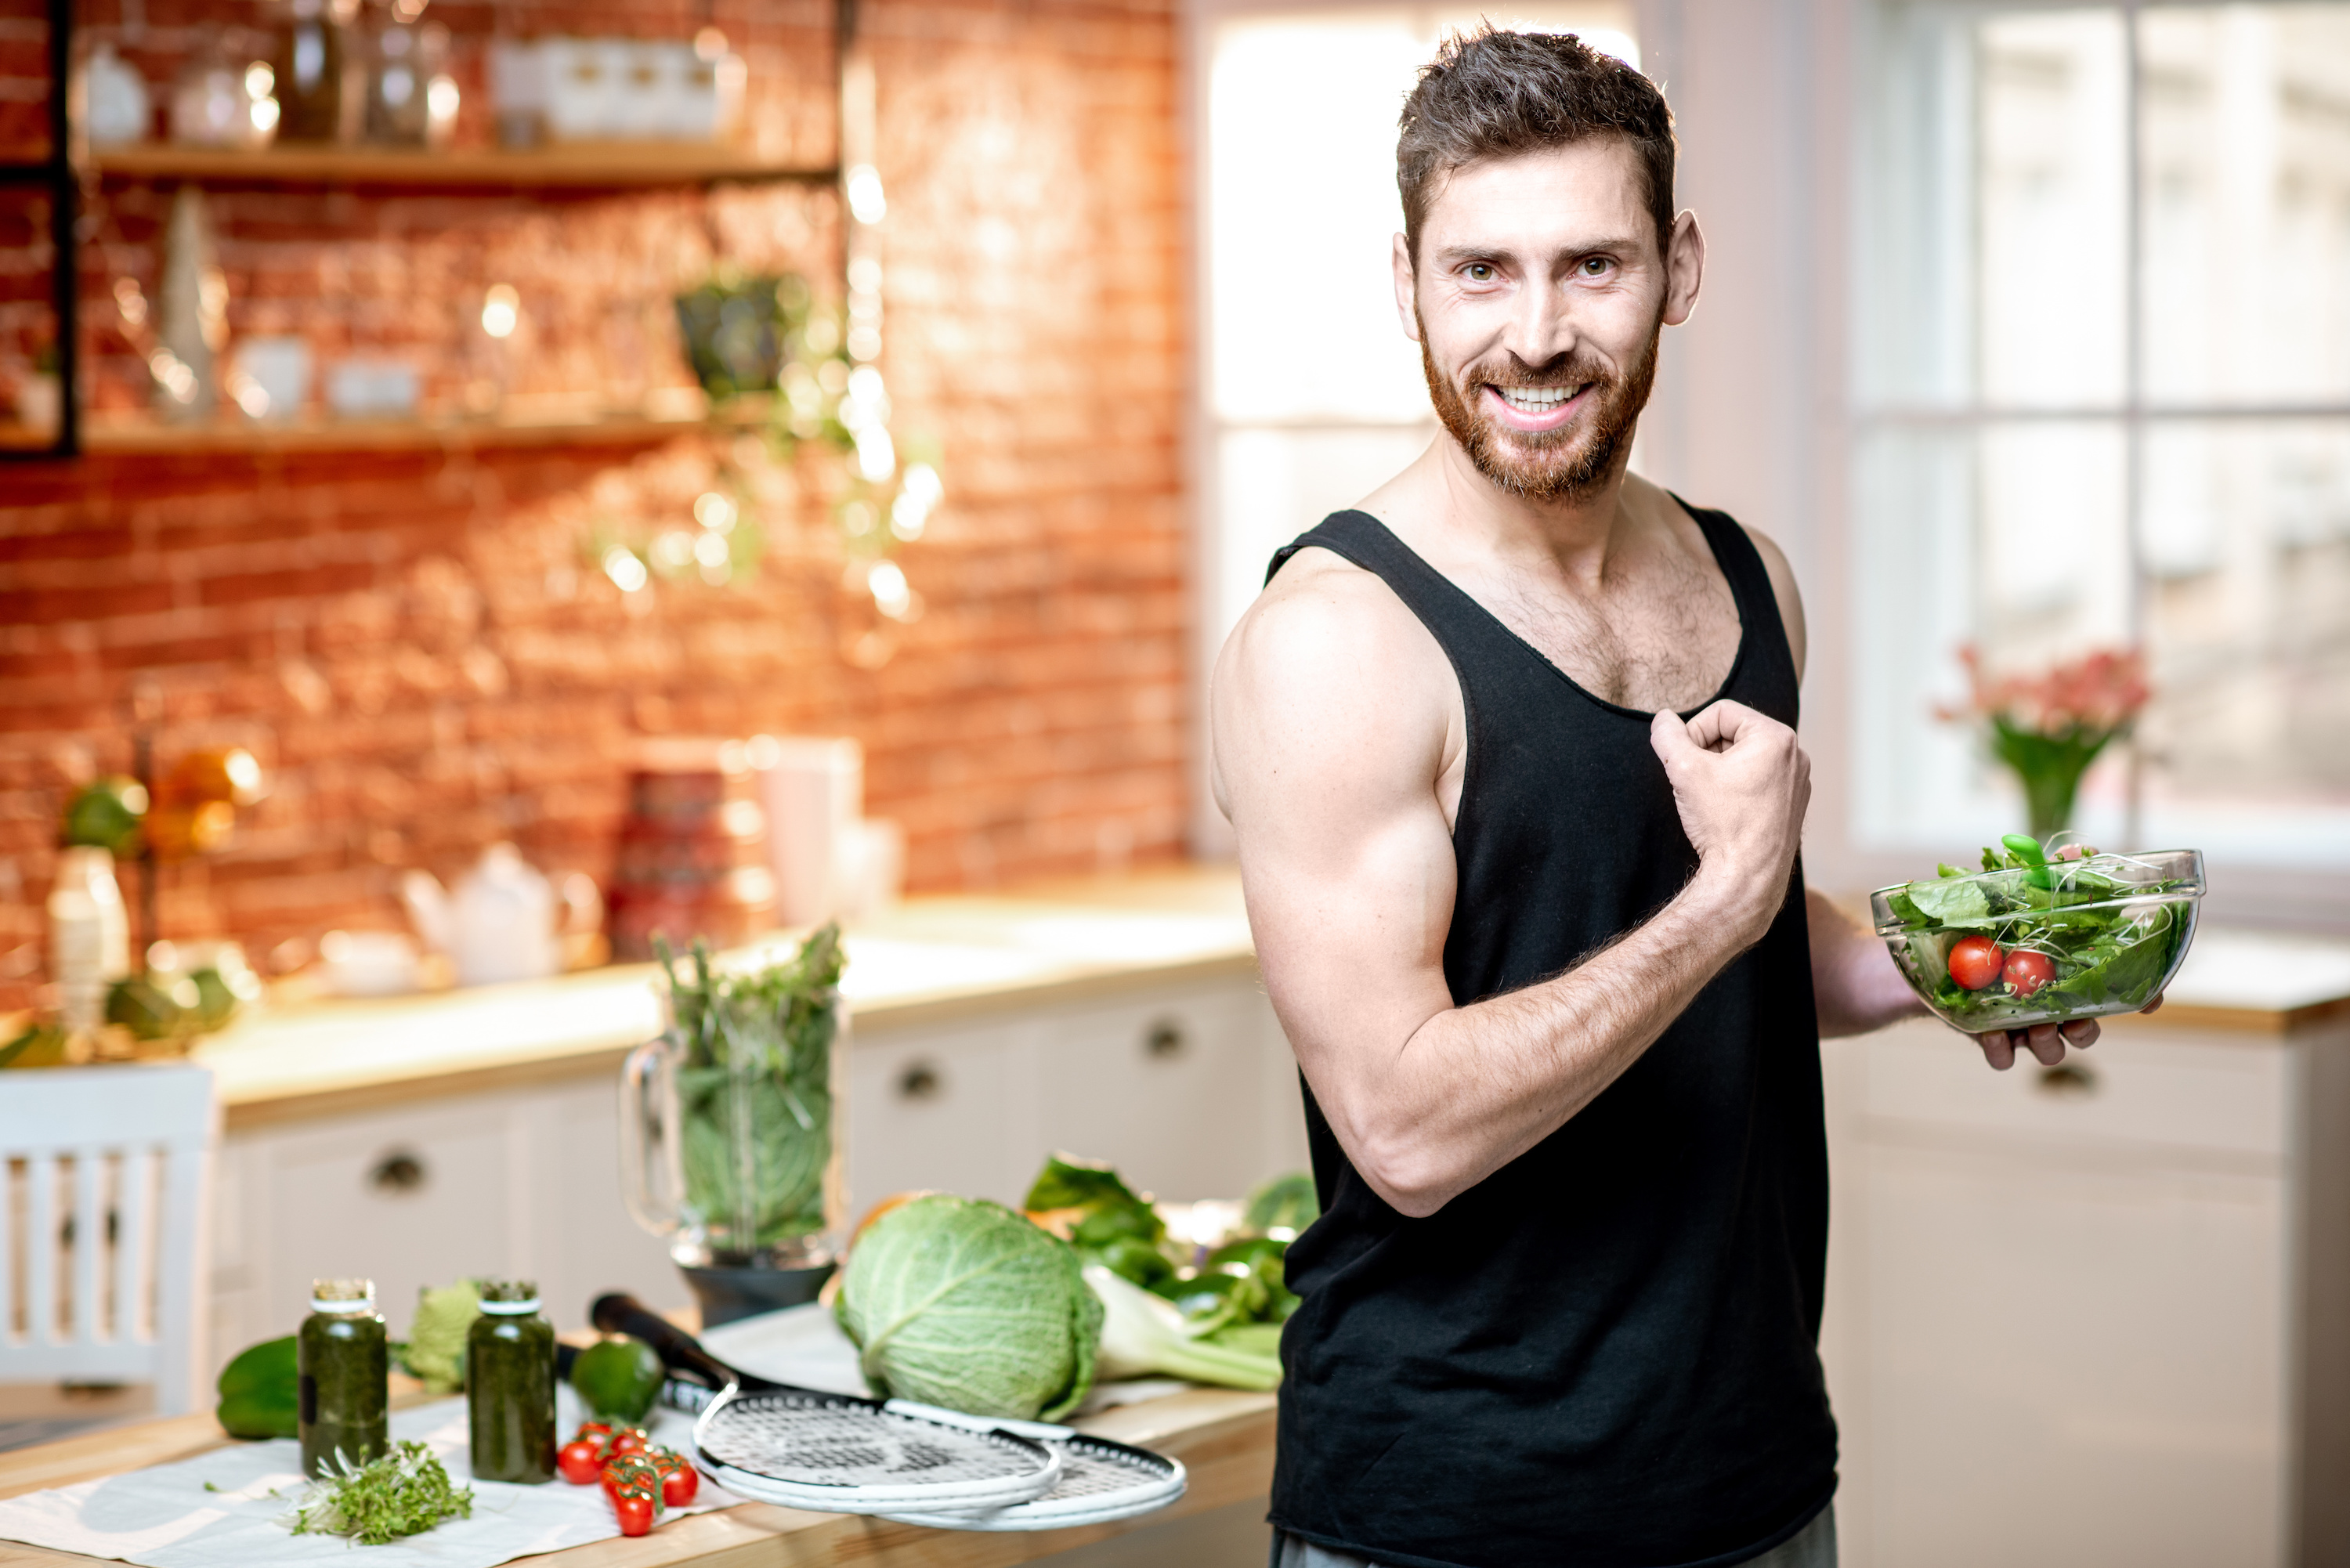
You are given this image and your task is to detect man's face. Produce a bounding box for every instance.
[1396,139,1698,504]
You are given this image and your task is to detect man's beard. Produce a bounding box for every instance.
[1418,305,1662,504]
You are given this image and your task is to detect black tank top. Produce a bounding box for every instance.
[1262,505,1835,1568]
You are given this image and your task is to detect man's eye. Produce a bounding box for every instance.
[1580,257,1612,276]
[1465,263,1496,282]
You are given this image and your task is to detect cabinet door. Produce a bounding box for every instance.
[1032,980,1268,1202]
[526,1076,690,1331]
[252,1101,517,1340]
[848,1021,1029,1214]
[1860,1141,2285,1568]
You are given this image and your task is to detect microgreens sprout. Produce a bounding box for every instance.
[281,1441,473,1545]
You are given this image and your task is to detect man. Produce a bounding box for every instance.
[1211,31,2128,1568]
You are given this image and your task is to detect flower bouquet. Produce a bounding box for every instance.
[1938,645,2150,840]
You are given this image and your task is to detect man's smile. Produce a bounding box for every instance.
[1482,381,1594,432]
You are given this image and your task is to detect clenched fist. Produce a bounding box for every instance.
[1650,701,1812,946]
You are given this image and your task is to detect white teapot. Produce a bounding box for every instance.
[401,844,599,988]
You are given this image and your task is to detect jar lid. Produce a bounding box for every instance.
[477,1278,541,1315]
[309,1277,375,1312]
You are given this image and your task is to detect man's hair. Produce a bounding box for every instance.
[1397,28,1676,264]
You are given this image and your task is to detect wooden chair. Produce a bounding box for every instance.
[1,1064,216,1416]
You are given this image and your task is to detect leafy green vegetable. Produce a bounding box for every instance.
[656,926,842,1255]
[1086,1266,1282,1391]
[398,1278,480,1395]
[216,1336,298,1440]
[284,1441,472,1545]
[1905,878,1995,928]
[1242,1171,1318,1236]
[835,1194,1101,1420]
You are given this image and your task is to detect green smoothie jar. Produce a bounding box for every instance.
[298,1277,389,1479]
[465,1278,556,1483]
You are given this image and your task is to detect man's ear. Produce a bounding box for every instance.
[1393,232,1421,342]
[1662,210,1705,327]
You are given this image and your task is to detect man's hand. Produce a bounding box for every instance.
[1972,993,2165,1070]
[1650,701,1811,945]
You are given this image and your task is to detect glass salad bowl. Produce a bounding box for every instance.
[1870,847,2204,1034]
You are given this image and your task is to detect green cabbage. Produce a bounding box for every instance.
[834,1194,1101,1420]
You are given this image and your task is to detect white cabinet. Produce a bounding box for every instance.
[208,1080,682,1366]
[848,970,1309,1215]
[209,964,1309,1370]
[1821,1013,2350,1568]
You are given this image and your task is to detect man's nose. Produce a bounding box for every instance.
[1501,280,1574,370]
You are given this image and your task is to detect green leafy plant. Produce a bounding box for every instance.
[397,1278,481,1395]
[834,1193,1101,1420]
[284,1441,473,1545]
[655,926,842,1256]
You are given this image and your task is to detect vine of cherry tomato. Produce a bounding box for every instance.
[555,1421,696,1535]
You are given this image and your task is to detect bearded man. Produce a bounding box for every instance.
[1210,30,2120,1568]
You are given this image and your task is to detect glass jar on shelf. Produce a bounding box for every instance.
[367,16,456,146]
[273,0,362,144]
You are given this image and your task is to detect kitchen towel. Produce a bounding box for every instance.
[0,1389,739,1567]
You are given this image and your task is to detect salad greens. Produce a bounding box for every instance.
[655,926,841,1255]
[1878,838,2196,1031]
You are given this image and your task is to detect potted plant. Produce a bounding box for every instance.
[1939,644,2151,840]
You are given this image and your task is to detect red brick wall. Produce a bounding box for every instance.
[0,0,1188,1008]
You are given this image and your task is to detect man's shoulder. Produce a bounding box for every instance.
[1215,533,1451,728]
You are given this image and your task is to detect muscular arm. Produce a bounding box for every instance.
[1211,558,1810,1219]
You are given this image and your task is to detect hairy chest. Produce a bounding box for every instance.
[1479,551,1742,713]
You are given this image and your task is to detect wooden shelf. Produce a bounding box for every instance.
[81,407,735,456]
[91,143,837,189]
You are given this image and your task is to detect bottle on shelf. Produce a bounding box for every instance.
[367,17,456,146]
[274,0,363,144]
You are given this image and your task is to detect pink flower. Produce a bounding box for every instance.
[1937,644,2150,740]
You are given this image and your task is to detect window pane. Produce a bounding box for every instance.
[1857,5,2127,409]
[2140,419,2350,857]
[1978,10,2130,406]
[2139,5,2350,406]
[1853,421,2132,849]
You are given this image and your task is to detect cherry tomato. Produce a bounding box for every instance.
[650,1448,698,1508]
[574,1422,613,1447]
[611,1491,656,1537]
[2003,948,2056,997]
[557,1438,606,1486]
[1948,934,2005,991]
[605,1428,649,1460]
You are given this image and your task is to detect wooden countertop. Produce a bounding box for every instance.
[190,866,1257,1129]
[0,1386,1278,1568]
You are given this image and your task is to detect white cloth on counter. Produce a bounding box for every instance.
[0,1386,738,1568]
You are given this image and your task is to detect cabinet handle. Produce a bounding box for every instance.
[897,1062,944,1102]
[1144,1020,1186,1060]
[369,1150,428,1194]
[2035,1063,2098,1098]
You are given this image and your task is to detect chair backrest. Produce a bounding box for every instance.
[0,1064,217,1415]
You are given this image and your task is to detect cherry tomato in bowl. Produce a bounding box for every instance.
[1948,934,2005,991]
[2003,948,2056,997]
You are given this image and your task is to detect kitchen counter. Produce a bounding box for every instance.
[193,865,1256,1129]
[0,1385,1278,1568]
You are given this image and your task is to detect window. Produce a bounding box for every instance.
[1854,2,2350,866]
[1191,2,1638,848]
